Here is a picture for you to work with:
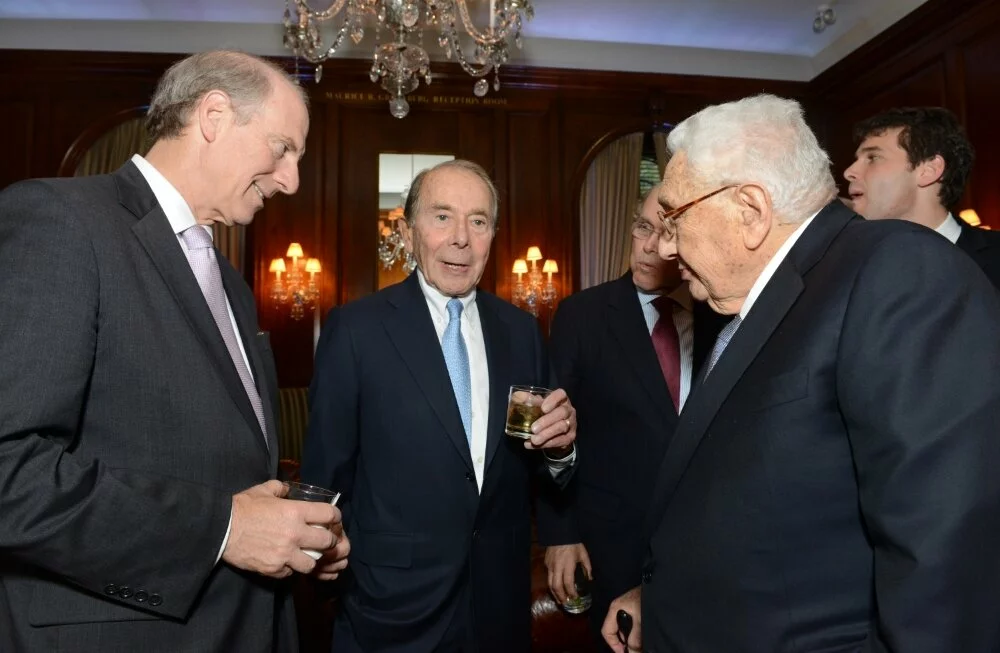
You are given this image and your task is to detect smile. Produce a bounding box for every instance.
[252,182,265,201]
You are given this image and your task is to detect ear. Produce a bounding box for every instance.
[736,184,772,251]
[916,154,945,189]
[399,219,414,253]
[196,90,233,143]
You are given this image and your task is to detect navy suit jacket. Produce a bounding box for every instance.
[640,201,1000,652]
[534,273,722,625]
[302,273,570,653]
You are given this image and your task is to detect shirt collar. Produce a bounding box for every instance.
[131,154,211,240]
[739,210,819,320]
[934,212,962,245]
[636,282,693,312]
[416,269,477,320]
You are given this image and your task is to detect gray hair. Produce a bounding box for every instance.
[404,159,500,230]
[667,94,837,223]
[145,50,307,142]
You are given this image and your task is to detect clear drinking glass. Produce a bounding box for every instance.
[505,385,551,439]
[284,481,341,560]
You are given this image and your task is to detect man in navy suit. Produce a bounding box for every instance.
[302,159,578,653]
[845,106,1000,288]
[536,184,722,647]
[605,95,1000,653]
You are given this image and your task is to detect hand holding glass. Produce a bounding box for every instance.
[506,385,552,439]
[284,481,341,560]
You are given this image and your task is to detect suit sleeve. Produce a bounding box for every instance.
[301,306,360,529]
[0,182,231,620]
[838,231,1000,652]
[534,301,583,546]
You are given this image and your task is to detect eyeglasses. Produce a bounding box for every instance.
[631,219,662,241]
[657,185,736,238]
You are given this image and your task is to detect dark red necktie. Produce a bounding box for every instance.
[651,295,681,412]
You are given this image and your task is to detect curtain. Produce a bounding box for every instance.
[578,132,644,289]
[652,130,670,179]
[74,116,245,274]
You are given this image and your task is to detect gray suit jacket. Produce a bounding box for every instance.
[0,162,294,652]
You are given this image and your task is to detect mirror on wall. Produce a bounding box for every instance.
[377,153,455,289]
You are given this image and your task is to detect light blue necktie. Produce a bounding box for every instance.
[705,316,742,377]
[442,298,472,444]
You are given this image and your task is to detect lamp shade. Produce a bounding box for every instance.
[286,242,304,258]
[512,259,529,274]
[305,258,322,274]
[525,246,543,262]
[542,259,558,274]
[388,207,405,221]
[960,209,981,226]
[269,258,286,273]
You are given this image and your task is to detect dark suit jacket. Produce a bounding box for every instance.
[956,219,1000,290]
[0,162,293,653]
[302,273,571,653]
[534,273,721,627]
[640,200,1000,653]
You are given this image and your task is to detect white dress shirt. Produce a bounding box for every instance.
[934,213,962,244]
[637,284,695,411]
[131,154,248,563]
[416,271,574,490]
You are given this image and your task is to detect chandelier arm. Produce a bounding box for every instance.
[293,0,351,22]
[299,13,353,63]
[454,0,518,46]
[446,31,495,77]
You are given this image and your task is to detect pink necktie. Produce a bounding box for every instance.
[180,226,268,446]
[651,295,681,412]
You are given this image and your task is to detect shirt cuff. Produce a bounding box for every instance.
[216,508,233,565]
[544,444,577,478]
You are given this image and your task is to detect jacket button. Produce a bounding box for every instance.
[118,586,133,599]
[472,529,480,540]
[642,562,655,584]
[135,590,149,603]
[465,472,474,483]
[104,584,118,596]
[148,594,163,607]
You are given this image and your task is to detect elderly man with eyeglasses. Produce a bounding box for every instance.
[603,94,1000,653]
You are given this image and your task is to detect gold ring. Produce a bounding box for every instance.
[564,418,571,430]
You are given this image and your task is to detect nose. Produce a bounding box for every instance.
[641,230,659,254]
[657,230,677,261]
[844,161,859,182]
[274,158,301,195]
[451,217,470,247]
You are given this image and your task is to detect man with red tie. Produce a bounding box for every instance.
[536,183,723,646]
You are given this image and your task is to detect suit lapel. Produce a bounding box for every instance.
[383,275,475,473]
[117,163,269,463]
[219,259,279,468]
[644,201,857,536]
[957,223,988,255]
[478,293,511,474]
[608,275,675,422]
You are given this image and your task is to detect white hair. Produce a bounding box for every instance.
[666,94,837,223]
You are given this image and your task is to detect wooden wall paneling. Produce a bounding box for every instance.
[961,27,1000,227]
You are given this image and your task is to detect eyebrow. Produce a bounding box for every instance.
[272,135,305,160]
[429,202,489,218]
[857,145,882,155]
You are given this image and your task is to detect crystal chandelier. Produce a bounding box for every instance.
[378,205,417,273]
[282,0,535,118]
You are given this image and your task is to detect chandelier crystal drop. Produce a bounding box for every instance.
[283,0,534,118]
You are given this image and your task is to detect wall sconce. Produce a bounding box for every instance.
[511,245,559,316]
[960,209,990,229]
[269,242,322,320]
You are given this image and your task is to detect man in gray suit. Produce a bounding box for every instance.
[0,50,349,652]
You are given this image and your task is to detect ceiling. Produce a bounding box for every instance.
[0,0,930,81]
